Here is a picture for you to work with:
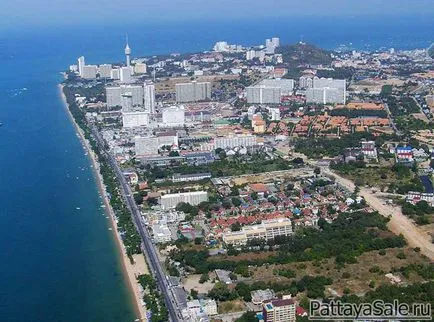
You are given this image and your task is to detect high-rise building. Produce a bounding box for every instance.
[162,106,185,126]
[144,83,156,113]
[305,78,346,104]
[262,298,296,322]
[246,50,256,61]
[81,65,97,79]
[213,41,229,52]
[313,77,346,90]
[121,92,133,112]
[98,64,112,78]
[175,81,212,103]
[106,85,144,107]
[77,56,85,76]
[120,66,132,83]
[299,75,314,89]
[110,68,120,80]
[125,38,131,67]
[259,79,294,95]
[306,87,345,104]
[106,87,122,107]
[246,86,281,104]
[271,37,280,47]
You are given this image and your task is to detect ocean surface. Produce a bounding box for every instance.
[0,15,432,322]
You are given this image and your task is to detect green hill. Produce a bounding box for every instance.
[276,43,332,67]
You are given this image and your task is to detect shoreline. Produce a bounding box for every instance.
[58,84,148,321]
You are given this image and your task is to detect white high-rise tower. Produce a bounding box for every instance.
[125,36,131,67]
[78,56,85,76]
[144,83,156,114]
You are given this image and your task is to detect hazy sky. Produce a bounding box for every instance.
[1,0,433,31]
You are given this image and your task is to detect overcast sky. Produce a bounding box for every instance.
[1,0,433,31]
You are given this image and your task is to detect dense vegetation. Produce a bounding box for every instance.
[340,281,434,312]
[276,43,332,67]
[329,108,388,118]
[170,212,406,274]
[316,67,355,80]
[144,154,293,182]
[294,132,376,158]
[209,275,334,303]
[401,201,434,225]
[137,275,169,322]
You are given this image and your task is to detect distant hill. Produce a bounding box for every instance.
[276,43,332,67]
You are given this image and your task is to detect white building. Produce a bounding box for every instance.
[299,75,314,89]
[306,87,345,104]
[213,41,229,52]
[214,135,257,149]
[144,83,156,113]
[259,79,294,95]
[306,77,346,104]
[125,40,131,67]
[361,141,377,159]
[160,191,208,210]
[262,298,296,322]
[110,68,120,80]
[265,37,280,54]
[246,86,281,104]
[269,107,281,121]
[121,92,133,111]
[152,224,172,243]
[77,56,85,76]
[120,66,132,83]
[176,82,212,103]
[81,65,98,79]
[134,62,147,74]
[246,49,256,61]
[98,64,112,78]
[406,192,434,206]
[162,106,185,126]
[222,218,293,246]
[106,85,144,107]
[122,112,149,128]
[135,135,179,156]
[202,299,217,316]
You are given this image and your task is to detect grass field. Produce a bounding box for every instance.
[250,247,431,297]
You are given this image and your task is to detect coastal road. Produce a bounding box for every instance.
[90,126,182,322]
[318,165,434,260]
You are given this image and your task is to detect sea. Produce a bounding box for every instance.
[0,15,432,322]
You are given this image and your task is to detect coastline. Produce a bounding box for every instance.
[58,83,148,321]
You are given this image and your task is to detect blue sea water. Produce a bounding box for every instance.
[0,15,432,322]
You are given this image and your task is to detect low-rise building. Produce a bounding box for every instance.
[222,218,293,246]
[160,191,208,210]
[152,223,172,243]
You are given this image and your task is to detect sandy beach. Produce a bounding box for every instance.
[58,84,149,321]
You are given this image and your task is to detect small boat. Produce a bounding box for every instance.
[0,122,3,127]
[76,207,81,210]
[108,228,113,231]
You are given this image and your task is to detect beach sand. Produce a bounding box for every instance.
[58,84,149,321]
